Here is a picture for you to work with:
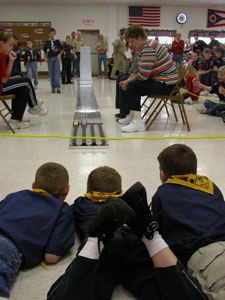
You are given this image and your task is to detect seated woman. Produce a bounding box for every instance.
[0,31,48,129]
[118,25,178,133]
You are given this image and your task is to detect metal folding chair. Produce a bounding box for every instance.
[0,94,16,133]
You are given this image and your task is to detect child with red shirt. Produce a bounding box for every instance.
[0,31,47,129]
[183,64,201,105]
[172,33,184,66]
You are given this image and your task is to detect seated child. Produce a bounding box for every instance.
[23,39,42,89]
[152,143,225,300]
[48,184,207,300]
[191,50,205,75]
[195,65,225,115]
[0,162,75,299]
[183,63,200,105]
[211,47,225,85]
[199,49,217,93]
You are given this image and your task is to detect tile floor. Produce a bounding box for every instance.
[1,77,225,300]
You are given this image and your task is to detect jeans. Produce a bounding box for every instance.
[204,99,225,115]
[26,61,38,85]
[172,54,183,65]
[0,234,23,298]
[72,55,79,78]
[98,54,107,77]
[48,56,61,88]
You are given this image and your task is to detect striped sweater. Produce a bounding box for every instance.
[136,39,179,85]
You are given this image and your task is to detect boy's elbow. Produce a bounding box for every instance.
[45,253,61,264]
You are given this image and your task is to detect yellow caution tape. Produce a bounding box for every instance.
[1,134,225,141]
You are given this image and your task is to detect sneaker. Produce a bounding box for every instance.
[184,97,193,105]
[28,106,48,116]
[118,113,134,124]
[57,88,61,94]
[52,88,55,93]
[9,119,30,129]
[122,182,158,239]
[22,117,30,122]
[34,85,38,89]
[115,113,126,119]
[197,107,208,114]
[37,99,44,106]
[121,119,145,132]
[200,90,209,96]
[97,76,102,79]
[88,197,135,242]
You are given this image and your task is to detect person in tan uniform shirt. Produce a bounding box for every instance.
[110,29,126,79]
[96,34,108,79]
[74,30,86,79]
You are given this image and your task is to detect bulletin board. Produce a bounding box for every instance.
[0,21,51,50]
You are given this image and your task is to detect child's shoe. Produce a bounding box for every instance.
[34,84,38,89]
[52,88,55,93]
[57,88,61,94]
[197,107,208,114]
[200,90,209,96]
[184,97,193,105]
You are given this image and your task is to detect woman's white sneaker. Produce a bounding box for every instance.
[28,106,48,116]
[9,119,30,129]
[121,119,145,132]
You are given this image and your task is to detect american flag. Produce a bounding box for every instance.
[129,6,160,27]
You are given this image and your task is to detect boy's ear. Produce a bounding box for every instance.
[32,182,35,189]
[63,185,70,199]
[160,170,167,183]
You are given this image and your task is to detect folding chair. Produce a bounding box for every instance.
[0,94,16,133]
[141,64,190,131]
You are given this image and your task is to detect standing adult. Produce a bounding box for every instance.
[110,29,126,79]
[71,31,78,78]
[74,31,86,79]
[208,33,220,50]
[192,33,207,53]
[118,25,178,133]
[171,33,184,66]
[96,34,107,79]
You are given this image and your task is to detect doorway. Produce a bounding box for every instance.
[79,29,100,75]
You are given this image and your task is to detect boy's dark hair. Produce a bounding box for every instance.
[49,28,56,33]
[26,40,32,43]
[157,144,197,177]
[195,49,202,56]
[215,47,224,55]
[87,166,121,193]
[13,35,18,40]
[125,25,147,40]
[35,162,69,199]
[204,48,212,54]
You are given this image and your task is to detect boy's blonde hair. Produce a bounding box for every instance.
[35,162,69,199]
[87,166,121,193]
[218,66,225,74]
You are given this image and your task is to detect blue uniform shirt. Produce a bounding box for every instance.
[152,175,225,265]
[72,196,103,241]
[62,43,73,59]
[23,48,40,63]
[210,81,225,101]
[0,190,75,268]
[43,38,63,57]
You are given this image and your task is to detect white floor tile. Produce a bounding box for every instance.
[1,77,225,300]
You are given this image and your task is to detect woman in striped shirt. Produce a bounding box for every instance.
[118,25,178,132]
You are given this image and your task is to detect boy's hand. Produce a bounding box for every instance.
[213,66,218,72]
[119,80,128,91]
[219,85,225,96]
[45,58,48,63]
[9,50,17,61]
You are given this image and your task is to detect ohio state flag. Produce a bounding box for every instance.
[207,9,225,28]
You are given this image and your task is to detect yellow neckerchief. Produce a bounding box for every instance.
[33,188,52,197]
[165,174,214,195]
[85,191,123,202]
